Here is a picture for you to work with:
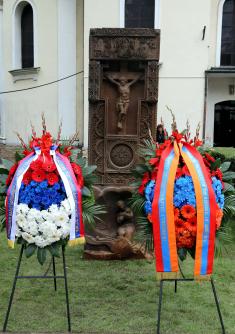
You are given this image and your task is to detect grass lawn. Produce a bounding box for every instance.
[212,147,235,159]
[0,231,234,334]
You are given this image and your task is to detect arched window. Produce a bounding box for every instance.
[125,0,155,28]
[12,1,36,70]
[221,0,235,66]
[21,4,34,68]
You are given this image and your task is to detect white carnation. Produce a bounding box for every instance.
[34,236,49,248]
[21,232,35,244]
[16,213,27,228]
[60,223,70,239]
[54,211,69,226]
[61,199,72,214]
[49,204,59,214]
[17,203,30,215]
[27,208,42,222]
[17,202,72,247]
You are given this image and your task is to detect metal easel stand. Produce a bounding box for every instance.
[156,274,226,334]
[3,244,71,332]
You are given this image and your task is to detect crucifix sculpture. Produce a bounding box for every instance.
[105,72,143,133]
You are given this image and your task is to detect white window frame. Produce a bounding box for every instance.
[12,0,38,70]
[119,0,160,29]
[0,1,5,141]
[216,0,227,67]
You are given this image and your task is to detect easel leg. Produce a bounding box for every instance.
[210,278,226,334]
[62,245,71,332]
[52,257,57,291]
[156,280,164,334]
[174,280,177,293]
[3,244,24,332]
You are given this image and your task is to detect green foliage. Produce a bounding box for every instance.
[37,247,47,265]
[215,224,233,257]
[82,199,106,226]
[178,248,187,261]
[223,194,235,222]
[25,244,37,258]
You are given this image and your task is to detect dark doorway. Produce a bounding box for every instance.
[214,101,235,147]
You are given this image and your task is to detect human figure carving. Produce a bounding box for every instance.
[116,200,135,240]
[105,73,142,132]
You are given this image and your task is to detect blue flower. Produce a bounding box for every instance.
[173,176,196,209]
[39,180,48,189]
[212,177,224,209]
[144,201,152,215]
[145,180,155,202]
[53,182,60,191]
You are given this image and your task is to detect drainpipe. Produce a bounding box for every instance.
[202,71,208,143]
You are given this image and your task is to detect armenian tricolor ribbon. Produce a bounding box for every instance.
[152,141,218,280]
[152,142,179,278]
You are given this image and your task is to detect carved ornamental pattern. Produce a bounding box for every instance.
[88,28,160,186]
[90,28,160,61]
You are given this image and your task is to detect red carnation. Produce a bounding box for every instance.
[212,168,223,182]
[71,163,82,176]
[204,152,215,163]
[77,175,84,188]
[151,169,158,180]
[30,160,42,171]
[46,172,59,186]
[9,163,18,176]
[176,167,184,179]
[30,137,41,149]
[32,169,46,182]
[23,170,32,185]
[172,131,183,142]
[6,174,12,186]
[149,157,159,167]
[41,132,53,152]
[63,147,72,158]
[42,161,57,173]
[138,172,150,195]
[194,139,203,147]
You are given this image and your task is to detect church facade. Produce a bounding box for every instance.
[0,0,234,147]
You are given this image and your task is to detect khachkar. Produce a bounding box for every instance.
[89,28,160,186]
[87,28,160,259]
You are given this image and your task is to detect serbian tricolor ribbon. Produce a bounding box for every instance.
[6,151,35,248]
[152,141,218,280]
[6,146,85,248]
[51,147,85,246]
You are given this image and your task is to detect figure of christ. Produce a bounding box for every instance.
[106,73,143,133]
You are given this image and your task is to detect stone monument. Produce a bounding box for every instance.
[86,28,160,259]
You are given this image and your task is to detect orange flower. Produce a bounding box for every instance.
[174,208,180,220]
[216,209,223,230]
[185,222,197,236]
[176,231,195,249]
[181,205,196,219]
[147,213,153,223]
[175,218,185,228]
